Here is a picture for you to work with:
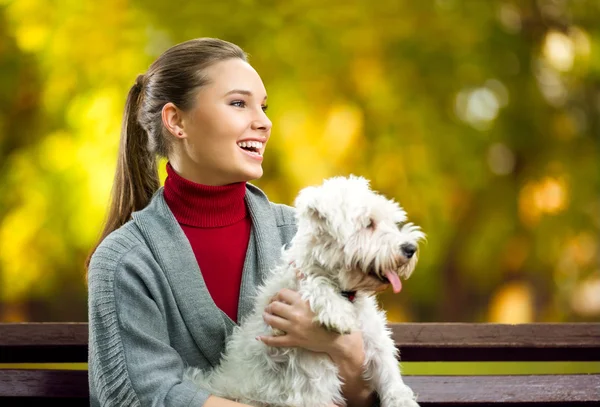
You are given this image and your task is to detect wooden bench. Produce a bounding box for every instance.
[1,322,598,406]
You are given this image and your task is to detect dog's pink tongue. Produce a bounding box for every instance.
[384,270,402,293]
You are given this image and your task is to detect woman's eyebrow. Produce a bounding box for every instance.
[224,89,268,100]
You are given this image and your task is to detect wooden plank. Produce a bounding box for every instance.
[1,371,598,405]
[0,323,88,346]
[0,370,88,398]
[2,322,597,348]
[0,398,88,406]
[1,323,599,362]
[391,323,600,347]
[392,323,600,361]
[0,323,88,363]
[404,374,600,405]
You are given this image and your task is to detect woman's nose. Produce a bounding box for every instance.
[252,111,272,132]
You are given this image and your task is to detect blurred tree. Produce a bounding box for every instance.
[0,4,44,320]
[0,0,598,323]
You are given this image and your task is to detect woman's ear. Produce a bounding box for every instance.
[162,102,186,139]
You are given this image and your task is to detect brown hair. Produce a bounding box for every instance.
[85,38,247,269]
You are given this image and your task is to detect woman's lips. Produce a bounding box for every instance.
[239,145,263,161]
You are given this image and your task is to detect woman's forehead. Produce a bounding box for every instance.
[204,59,267,97]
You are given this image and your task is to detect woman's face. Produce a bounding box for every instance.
[172,58,272,185]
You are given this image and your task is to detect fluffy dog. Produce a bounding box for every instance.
[185,175,424,407]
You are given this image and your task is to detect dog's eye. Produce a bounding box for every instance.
[366,218,375,229]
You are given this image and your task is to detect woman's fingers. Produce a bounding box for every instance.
[266,300,296,320]
[262,311,291,332]
[257,334,294,348]
[270,288,302,305]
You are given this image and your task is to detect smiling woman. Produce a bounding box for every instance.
[161,59,271,186]
[85,37,379,407]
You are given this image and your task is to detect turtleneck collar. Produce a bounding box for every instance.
[163,162,248,228]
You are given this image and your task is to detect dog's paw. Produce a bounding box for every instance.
[315,311,357,335]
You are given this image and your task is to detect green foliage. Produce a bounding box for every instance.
[0,0,598,323]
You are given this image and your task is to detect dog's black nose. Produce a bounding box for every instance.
[401,243,417,259]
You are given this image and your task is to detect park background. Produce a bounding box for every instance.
[0,0,599,355]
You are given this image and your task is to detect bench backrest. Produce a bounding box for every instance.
[1,322,599,405]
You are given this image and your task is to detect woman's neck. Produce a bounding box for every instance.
[168,157,236,186]
[163,162,248,228]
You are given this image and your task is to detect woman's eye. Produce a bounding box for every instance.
[231,100,246,108]
[262,105,268,112]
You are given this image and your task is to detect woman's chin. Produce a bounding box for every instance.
[238,166,263,182]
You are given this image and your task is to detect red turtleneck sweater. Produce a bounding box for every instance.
[163,162,251,323]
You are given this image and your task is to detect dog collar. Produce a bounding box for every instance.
[341,290,357,303]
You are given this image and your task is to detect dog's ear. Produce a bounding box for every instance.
[294,185,326,224]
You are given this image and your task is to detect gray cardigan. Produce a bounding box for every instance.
[87,184,297,406]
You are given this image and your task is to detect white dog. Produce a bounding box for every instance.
[185,175,424,407]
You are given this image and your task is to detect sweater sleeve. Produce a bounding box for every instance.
[88,229,210,407]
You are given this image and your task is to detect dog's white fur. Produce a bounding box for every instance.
[185,175,424,407]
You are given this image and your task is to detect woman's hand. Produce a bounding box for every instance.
[259,287,377,407]
[258,288,341,354]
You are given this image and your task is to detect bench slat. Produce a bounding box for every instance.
[392,323,600,361]
[3,323,598,347]
[0,323,87,346]
[1,323,599,362]
[391,323,600,347]
[1,370,598,405]
[405,374,600,405]
[0,370,88,398]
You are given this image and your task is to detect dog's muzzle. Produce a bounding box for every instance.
[400,243,417,259]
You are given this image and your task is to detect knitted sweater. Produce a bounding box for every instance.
[163,162,251,322]
[87,184,297,406]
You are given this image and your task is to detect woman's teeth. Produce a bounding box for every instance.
[237,141,263,155]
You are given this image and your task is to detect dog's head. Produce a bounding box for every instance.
[292,175,425,294]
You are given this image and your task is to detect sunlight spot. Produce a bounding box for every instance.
[519,176,569,227]
[488,282,533,323]
[571,276,600,316]
[533,177,568,214]
[322,104,363,159]
[533,59,567,107]
[487,142,515,175]
[543,30,574,72]
[455,80,508,131]
[497,3,521,34]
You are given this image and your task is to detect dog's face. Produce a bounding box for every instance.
[293,175,425,294]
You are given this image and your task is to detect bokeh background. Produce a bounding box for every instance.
[0,0,599,325]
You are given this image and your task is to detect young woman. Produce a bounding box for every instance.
[86,37,379,407]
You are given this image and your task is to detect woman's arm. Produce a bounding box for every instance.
[88,243,213,406]
[327,333,378,407]
[258,288,378,407]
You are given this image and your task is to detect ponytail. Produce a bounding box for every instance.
[85,75,160,270]
[85,38,248,272]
